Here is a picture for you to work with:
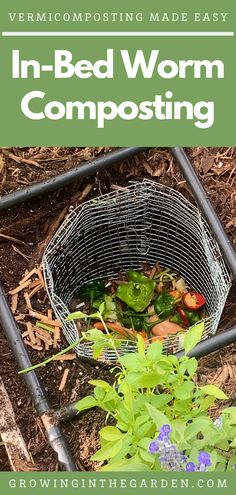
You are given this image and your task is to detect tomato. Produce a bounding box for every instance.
[183,291,206,311]
[176,307,189,327]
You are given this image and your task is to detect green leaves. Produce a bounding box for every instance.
[93,296,117,321]
[196,395,215,413]
[100,426,123,441]
[230,437,236,448]
[145,403,170,429]
[75,395,98,413]
[74,316,235,472]
[101,460,151,472]
[173,381,194,400]
[83,329,104,341]
[149,394,173,409]
[66,309,101,321]
[89,379,114,390]
[199,385,228,400]
[83,328,123,360]
[137,334,146,357]
[184,321,204,354]
[91,438,123,461]
[146,340,163,362]
[66,310,89,321]
[179,357,198,377]
[119,352,146,371]
[185,417,212,440]
[221,407,236,424]
[125,371,161,388]
[226,454,236,471]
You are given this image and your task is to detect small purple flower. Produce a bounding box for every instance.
[149,441,159,454]
[160,424,172,435]
[148,425,211,473]
[158,424,172,441]
[186,462,196,472]
[148,424,186,471]
[198,451,211,467]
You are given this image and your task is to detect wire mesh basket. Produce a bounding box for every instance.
[43,179,231,362]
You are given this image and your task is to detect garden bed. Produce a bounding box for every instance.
[0,147,236,471]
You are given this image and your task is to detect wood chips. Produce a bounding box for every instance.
[9,265,62,352]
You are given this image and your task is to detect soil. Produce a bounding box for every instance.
[0,146,236,472]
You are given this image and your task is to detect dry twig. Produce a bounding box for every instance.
[58,369,70,391]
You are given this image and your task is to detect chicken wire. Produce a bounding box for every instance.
[43,179,231,362]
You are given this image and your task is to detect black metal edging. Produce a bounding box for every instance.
[0,147,148,211]
[171,147,236,280]
[175,326,236,359]
[0,284,77,471]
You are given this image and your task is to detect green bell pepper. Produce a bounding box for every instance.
[116,277,155,313]
[184,310,201,325]
[154,291,175,319]
[122,310,147,331]
[76,279,105,302]
[127,270,152,285]
[170,313,183,325]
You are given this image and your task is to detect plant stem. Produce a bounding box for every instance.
[19,338,81,375]
[123,311,155,317]
[99,313,126,374]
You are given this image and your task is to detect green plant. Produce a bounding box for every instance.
[74,322,236,472]
[67,304,125,361]
[93,294,118,321]
[121,309,160,333]
[19,337,81,374]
